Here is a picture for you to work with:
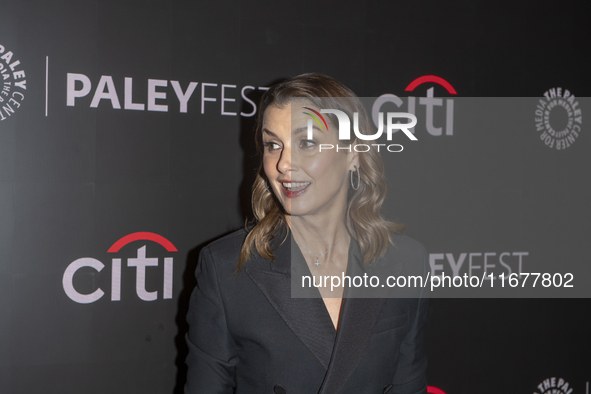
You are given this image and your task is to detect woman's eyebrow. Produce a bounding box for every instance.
[262,128,279,138]
[292,125,324,136]
[263,126,324,138]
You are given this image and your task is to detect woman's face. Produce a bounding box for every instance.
[262,102,359,218]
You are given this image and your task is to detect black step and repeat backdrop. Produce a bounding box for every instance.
[1,0,590,393]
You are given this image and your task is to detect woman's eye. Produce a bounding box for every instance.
[264,142,281,151]
[300,140,315,149]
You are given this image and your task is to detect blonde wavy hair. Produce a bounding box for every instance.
[236,73,405,271]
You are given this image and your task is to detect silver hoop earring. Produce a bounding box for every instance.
[264,180,272,193]
[350,166,360,190]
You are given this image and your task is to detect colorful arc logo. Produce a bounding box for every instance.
[302,107,329,130]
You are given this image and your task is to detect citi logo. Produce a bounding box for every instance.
[62,232,177,304]
[373,75,457,137]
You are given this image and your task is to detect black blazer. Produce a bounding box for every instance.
[185,228,429,394]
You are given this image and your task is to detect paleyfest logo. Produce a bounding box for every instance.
[0,44,26,121]
[63,232,177,304]
[535,87,582,150]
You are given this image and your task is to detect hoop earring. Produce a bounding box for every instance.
[350,166,360,190]
[264,179,272,193]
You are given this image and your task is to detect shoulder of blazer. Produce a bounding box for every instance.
[201,228,280,275]
[200,229,248,271]
[205,228,248,256]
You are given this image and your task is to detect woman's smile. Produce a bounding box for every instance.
[279,181,311,198]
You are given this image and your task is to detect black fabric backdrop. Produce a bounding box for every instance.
[0,0,589,393]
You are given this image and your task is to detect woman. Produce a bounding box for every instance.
[185,73,429,394]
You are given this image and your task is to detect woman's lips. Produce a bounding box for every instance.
[280,181,311,198]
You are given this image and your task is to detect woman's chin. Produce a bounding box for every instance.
[278,201,305,217]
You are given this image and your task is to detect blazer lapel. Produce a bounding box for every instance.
[317,240,387,394]
[245,233,337,370]
[245,229,403,393]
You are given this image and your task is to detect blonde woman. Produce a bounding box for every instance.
[185,73,428,394]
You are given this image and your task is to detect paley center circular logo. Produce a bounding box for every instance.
[0,44,26,121]
[535,87,582,150]
[534,377,573,394]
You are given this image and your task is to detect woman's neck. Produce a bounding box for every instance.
[288,213,347,246]
[287,212,351,273]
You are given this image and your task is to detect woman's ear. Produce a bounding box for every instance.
[348,140,360,171]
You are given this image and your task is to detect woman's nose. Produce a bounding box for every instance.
[277,146,292,174]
